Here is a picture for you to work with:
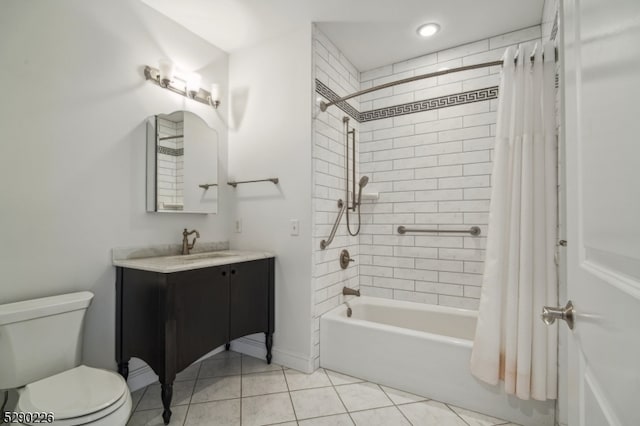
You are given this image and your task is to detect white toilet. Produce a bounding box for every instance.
[0,292,132,425]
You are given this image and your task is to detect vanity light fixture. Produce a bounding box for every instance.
[144,60,221,109]
[417,23,440,38]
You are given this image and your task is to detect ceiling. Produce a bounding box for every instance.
[142,0,544,71]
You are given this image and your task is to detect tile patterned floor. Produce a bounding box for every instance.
[127,351,520,426]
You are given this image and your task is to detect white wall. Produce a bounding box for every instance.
[228,25,314,372]
[0,0,230,371]
[356,26,543,309]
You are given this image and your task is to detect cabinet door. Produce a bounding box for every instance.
[173,266,229,370]
[229,260,270,340]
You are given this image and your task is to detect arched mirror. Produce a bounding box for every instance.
[146,111,218,214]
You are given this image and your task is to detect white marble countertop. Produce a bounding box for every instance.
[112,249,275,273]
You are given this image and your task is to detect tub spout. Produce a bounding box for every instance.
[343,287,360,297]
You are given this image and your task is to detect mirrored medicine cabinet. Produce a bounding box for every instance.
[146,111,218,214]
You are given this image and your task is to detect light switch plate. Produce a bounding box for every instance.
[235,219,242,233]
[290,219,299,236]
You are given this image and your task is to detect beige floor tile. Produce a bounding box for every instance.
[198,357,241,378]
[290,387,347,419]
[184,398,240,425]
[127,405,188,426]
[136,381,195,411]
[350,406,411,426]
[325,370,365,386]
[398,400,468,426]
[241,392,296,426]
[242,370,289,397]
[130,387,146,411]
[284,368,332,391]
[242,355,283,374]
[298,413,354,426]
[211,350,242,360]
[448,405,509,426]
[191,376,241,403]
[176,362,201,381]
[334,382,392,412]
[380,385,427,405]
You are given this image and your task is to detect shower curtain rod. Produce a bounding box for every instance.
[319,48,558,112]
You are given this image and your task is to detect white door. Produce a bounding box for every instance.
[563,0,640,425]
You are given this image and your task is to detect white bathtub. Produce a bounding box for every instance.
[320,296,554,426]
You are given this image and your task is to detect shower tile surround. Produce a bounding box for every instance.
[313,25,544,317]
[358,26,543,309]
[312,26,361,369]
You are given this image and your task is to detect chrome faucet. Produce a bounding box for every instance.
[182,228,200,255]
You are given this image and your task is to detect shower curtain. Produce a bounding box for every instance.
[470,42,558,401]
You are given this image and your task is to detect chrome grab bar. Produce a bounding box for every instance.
[198,183,218,189]
[228,178,279,188]
[397,226,481,236]
[320,199,346,250]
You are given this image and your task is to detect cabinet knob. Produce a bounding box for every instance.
[231,270,236,275]
[222,271,227,276]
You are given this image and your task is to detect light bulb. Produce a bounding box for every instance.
[158,59,175,88]
[417,23,440,38]
[209,83,220,108]
[210,84,220,101]
[186,73,201,98]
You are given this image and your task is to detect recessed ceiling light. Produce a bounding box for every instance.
[417,23,440,38]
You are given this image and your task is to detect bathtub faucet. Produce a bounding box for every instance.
[342,287,360,297]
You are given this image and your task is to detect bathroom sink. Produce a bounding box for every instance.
[157,251,239,265]
[174,251,237,261]
[112,249,275,273]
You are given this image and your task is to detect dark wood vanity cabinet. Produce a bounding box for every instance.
[115,257,274,424]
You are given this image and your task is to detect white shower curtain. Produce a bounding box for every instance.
[470,42,558,401]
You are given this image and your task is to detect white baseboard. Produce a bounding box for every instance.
[127,364,158,392]
[230,337,314,373]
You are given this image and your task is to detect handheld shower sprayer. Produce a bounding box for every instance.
[356,175,369,207]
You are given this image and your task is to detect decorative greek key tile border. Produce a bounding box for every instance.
[315,79,361,121]
[315,79,498,123]
[157,146,184,156]
[360,87,498,122]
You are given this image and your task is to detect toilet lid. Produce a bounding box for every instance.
[18,365,127,420]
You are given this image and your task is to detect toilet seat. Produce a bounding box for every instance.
[17,365,131,425]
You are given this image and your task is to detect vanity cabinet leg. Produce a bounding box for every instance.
[117,361,129,380]
[265,332,273,364]
[225,342,230,351]
[161,383,173,424]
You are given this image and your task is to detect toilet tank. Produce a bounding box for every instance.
[0,292,94,390]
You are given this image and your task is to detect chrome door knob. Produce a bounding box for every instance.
[542,301,575,330]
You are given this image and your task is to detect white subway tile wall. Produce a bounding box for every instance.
[156,118,184,209]
[312,26,361,368]
[358,25,542,310]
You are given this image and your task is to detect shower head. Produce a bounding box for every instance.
[359,176,369,188]
[356,175,369,207]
